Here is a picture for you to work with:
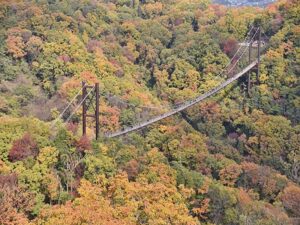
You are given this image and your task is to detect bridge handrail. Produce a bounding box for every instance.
[105,59,258,138]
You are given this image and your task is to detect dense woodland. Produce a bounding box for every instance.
[0,0,299,224]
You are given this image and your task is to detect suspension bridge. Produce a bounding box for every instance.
[52,26,269,139]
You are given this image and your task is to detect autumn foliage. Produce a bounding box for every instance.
[8,133,38,162]
[0,0,299,224]
[281,185,300,217]
[0,174,34,225]
[75,135,92,153]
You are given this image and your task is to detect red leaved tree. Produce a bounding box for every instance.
[221,37,238,58]
[75,135,91,153]
[8,133,38,162]
[281,185,300,217]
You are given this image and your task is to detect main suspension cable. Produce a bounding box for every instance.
[222,26,255,71]
[226,27,259,75]
[65,87,95,123]
[104,94,164,111]
[51,86,86,127]
[172,25,255,108]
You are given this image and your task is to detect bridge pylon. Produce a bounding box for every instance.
[82,81,100,140]
[248,26,261,96]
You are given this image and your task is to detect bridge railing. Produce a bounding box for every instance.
[105,59,258,138]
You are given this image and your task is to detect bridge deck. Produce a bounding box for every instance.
[105,59,258,138]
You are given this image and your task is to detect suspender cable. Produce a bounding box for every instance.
[171,26,255,108]
[65,87,95,123]
[51,86,86,127]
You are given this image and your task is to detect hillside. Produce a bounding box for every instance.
[0,0,299,224]
[213,0,276,7]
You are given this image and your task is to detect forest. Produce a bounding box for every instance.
[0,0,299,224]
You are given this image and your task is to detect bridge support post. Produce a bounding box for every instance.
[247,26,261,96]
[95,83,100,140]
[257,26,261,84]
[82,81,87,136]
[81,82,100,140]
[248,39,252,96]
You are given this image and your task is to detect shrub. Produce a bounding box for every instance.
[8,133,38,162]
[75,135,91,153]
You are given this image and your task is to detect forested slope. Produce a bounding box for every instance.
[0,0,299,224]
